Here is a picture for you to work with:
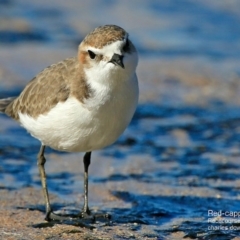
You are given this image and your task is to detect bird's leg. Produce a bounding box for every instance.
[81,151,91,217]
[37,145,52,221]
[37,145,84,223]
[80,152,111,222]
[38,145,68,222]
[37,147,109,224]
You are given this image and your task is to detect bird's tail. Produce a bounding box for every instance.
[0,97,16,113]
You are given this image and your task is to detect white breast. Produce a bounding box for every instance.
[18,74,138,152]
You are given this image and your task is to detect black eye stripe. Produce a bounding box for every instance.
[88,50,96,59]
[123,39,131,53]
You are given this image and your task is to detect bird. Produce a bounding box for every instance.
[0,25,139,222]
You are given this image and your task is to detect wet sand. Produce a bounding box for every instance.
[1,1,240,239]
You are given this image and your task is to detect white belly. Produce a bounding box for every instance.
[18,75,138,152]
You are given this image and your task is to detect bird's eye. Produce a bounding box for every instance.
[88,50,96,59]
[123,39,130,52]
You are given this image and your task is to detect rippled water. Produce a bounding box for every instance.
[1,1,240,61]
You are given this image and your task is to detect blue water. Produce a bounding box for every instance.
[0,1,240,61]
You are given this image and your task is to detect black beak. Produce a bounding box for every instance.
[109,53,124,68]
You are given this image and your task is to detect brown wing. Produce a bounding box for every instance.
[5,57,80,120]
[0,97,16,113]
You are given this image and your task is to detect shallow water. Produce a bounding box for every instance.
[1,1,240,239]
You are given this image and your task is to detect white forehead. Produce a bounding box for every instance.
[87,39,126,56]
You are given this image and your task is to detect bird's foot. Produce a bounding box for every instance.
[44,211,94,228]
[80,210,111,222]
[44,210,111,228]
[45,211,72,222]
